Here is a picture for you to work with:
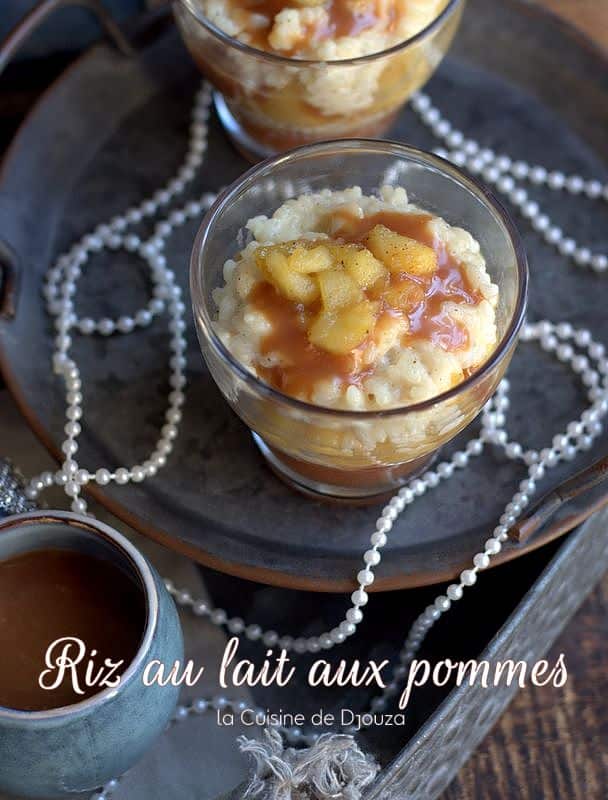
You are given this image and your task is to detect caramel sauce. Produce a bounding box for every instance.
[0,549,145,711]
[327,209,435,244]
[408,267,472,350]
[320,0,386,39]
[251,210,482,401]
[228,0,389,54]
[251,282,373,397]
[331,210,481,352]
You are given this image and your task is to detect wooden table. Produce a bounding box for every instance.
[442,579,608,799]
[440,6,608,797]
[538,0,608,51]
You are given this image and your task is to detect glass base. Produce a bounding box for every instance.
[213,92,276,162]
[252,432,437,505]
[213,91,401,163]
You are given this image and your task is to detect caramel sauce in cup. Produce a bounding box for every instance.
[0,549,145,712]
[0,511,185,799]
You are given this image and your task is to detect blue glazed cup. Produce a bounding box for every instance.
[0,510,184,799]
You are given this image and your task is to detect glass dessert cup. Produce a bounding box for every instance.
[190,140,528,502]
[174,0,465,161]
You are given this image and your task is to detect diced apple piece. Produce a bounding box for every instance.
[280,270,320,305]
[308,301,377,355]
[255,247,319,305]
[385,277,426,312]
[255,245,284,276]
[365,224,438,276]
[318,269,363,311]
[340,246,387,288]
[288,244,334,274]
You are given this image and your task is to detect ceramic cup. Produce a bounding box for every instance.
[0,510,184,799]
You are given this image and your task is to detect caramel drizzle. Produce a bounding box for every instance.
[228,0,391,54]
[251,210,482,401]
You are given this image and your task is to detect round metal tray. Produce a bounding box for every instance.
[1,0,607,591]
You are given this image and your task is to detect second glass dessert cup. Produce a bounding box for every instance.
[190,140,528,502]
[174,0,465,160]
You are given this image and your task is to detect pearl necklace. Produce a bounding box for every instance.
[31,83,215,509]
[23,83,608,755]
[410,93,607,273]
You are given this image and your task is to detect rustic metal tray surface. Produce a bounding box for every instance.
[0,0,607,591]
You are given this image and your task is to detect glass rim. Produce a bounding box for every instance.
[190,139,529,421]
[175,0,464,67]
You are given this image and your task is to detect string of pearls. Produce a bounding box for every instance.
[162,93,608,661]
[87,318,608,800]
[91,314,608,800]
[90,314,608,800]
[410,92,608,274]
[23,82,607,754]
[166,318,607,747]
[25,83,214,510]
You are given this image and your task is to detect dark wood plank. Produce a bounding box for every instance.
[442,575,608,799]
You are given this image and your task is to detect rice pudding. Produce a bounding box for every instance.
[213,186,499,414]
[199,0,447,64]
[174,0,462,153]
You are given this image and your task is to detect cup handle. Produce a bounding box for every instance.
[509,452,608,542]
[0,241,19,320]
